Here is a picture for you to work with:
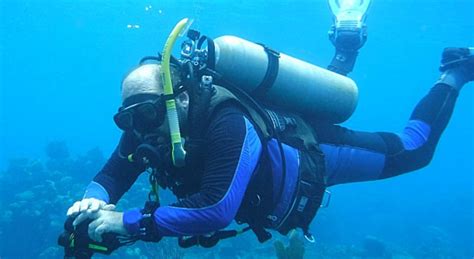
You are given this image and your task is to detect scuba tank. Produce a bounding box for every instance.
[209,35,358,124]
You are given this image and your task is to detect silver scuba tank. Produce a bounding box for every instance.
[212,35,358,124]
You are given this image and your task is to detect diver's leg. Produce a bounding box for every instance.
[314,48,472,186]
[315,83,456,186]
[327,0,371,75]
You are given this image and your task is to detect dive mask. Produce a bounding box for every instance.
[114,97,166,133]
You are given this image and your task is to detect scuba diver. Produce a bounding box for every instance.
[60,0,473,257]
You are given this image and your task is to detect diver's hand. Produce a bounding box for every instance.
[67,198,107,216]
[87,210,128,242]
[67,198,116,226]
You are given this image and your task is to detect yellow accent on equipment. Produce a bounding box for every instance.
[161,18,190,167]
[88,244,108,252]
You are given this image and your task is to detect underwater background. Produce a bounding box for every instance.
[0,0,473,258]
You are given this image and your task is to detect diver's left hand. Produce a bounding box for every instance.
[87,210,128,242]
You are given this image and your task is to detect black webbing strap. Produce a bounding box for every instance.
[197,35,216,70]
[178,227,252,248]
[138,201,162,242]
[327,49,359,76]
[252,44,280,97]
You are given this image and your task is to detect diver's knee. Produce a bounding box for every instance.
[411,149,435,170]
[381,147,435,179]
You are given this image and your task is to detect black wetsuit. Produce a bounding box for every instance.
[82,82,458,237]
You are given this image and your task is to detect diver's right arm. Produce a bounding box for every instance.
[67,133,144,218]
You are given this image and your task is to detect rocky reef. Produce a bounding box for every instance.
[0,141,192,258]
[0,141,464,258]
[274,231,306,259]
[0,141,106,258]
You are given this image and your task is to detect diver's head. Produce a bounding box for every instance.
[114,63,189,136]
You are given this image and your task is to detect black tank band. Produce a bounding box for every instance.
[252,44,280,97]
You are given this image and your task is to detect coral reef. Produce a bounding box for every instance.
[0,142,104,257]
[0,140,465,258]
[412,225,455,258]
[274,231,305,259]
[0,141,185,258]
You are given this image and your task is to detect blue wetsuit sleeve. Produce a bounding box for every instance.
[86,133,144,204]
[83,181,110,203]
[123,108,262,236]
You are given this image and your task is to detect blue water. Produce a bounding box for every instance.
[1,0,473,258]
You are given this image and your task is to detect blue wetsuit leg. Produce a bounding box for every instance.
[312,83,459,186]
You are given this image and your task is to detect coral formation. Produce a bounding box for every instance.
[0,141,465,258]
[274,231,305,259]
[0,141,185,258]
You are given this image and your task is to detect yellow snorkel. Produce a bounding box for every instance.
[161,18,191,167]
